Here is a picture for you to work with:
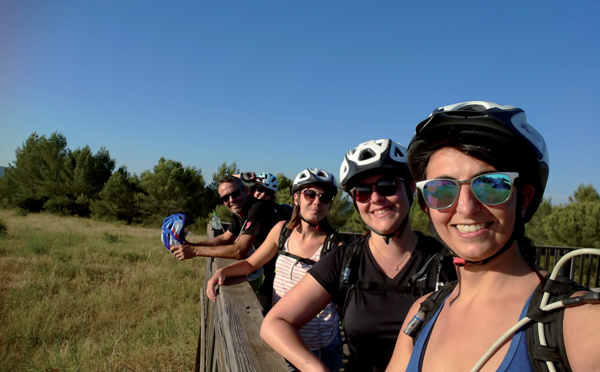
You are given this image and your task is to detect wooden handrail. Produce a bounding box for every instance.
[196,225,288,372]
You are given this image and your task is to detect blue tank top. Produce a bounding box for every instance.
[406,294,533,371]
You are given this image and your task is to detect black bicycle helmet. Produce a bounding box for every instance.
[292,168,337,195]
[408,101,549,223]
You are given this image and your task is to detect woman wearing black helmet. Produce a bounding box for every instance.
[261,139,455,372]
[207,168,345,371]
[387,101,600,371]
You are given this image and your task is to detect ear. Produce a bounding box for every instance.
[521,185,535,218]
[293,192,299,205]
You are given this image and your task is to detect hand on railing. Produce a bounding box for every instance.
[206,268,226,302]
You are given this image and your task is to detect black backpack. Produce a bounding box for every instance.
[406,275,590,372]
[276,226,342,265]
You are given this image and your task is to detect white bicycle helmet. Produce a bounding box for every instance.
[292,168,337,195]
[408,101,549,222]
[255,172,279,192]
[339,139,411,192]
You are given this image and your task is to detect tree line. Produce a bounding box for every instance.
[1,132,599,248]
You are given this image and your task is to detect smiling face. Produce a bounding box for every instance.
[425,147,520,261]
[354,174,412,235]
[218,181,247,216]
[293,186,331,224]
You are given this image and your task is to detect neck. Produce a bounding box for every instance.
[370,227,418,256]
[455,243,541,295]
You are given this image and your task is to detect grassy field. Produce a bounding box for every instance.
[0,210,207,371]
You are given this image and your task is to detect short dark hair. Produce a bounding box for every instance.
[217,175,244,190]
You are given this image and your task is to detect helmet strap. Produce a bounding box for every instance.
[299,213,321,230]
[369,213,409,244]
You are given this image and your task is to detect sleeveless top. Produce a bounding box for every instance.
[406,293,533,371]
[272,238,339,351]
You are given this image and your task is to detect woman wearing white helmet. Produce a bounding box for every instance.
[387,101,600,372]
[207,168,344,371]
[261,140,456,372]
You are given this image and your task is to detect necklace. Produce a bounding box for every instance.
[372,244,413,272]
[394,251,411,271]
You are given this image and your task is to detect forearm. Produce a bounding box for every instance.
[221,259,260,277]
[260,317,327,372]
[192,244,248,259]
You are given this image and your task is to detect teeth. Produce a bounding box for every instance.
[456,223,486,233]
[374,209,390,216]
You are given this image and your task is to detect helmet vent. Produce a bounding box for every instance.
[359,149,376,161]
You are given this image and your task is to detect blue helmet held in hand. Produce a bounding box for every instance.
[161,213,187,252]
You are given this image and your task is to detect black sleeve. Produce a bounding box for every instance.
[308,244,345,305]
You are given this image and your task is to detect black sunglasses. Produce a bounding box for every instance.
[220,189,242,203]
[300,189,334,204]
[255,185,274,195]
[352,177,403,203]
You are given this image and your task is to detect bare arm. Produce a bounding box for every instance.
[562,291,600,371]
[260,274,333,372]
[171,229,257,260]
[206,221,285,302]
[386,294,431,372]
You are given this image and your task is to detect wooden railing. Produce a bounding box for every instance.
[195,225,599,371]
[195,225,288,372]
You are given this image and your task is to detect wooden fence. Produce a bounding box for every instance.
[195,226,599,371]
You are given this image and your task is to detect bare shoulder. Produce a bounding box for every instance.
[563,291,600,370]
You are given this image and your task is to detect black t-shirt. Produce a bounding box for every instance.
[228,197,290,297]
[308,232,455,372]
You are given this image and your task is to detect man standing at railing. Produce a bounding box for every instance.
[171,175,290,293]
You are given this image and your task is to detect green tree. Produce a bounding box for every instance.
[0,132,70,211]
[90,167,141,222]
[136,158,207,225]
[543,184,600,248]
[569,184,600,203]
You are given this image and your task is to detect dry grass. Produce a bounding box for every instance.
[0,210,207,371]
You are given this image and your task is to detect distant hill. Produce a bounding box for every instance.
[0,166,6,177]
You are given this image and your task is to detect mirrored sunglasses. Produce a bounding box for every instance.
[301,189,334,204]
[352,177,403,203]
[416,172,519,209]
[220,188,242,203]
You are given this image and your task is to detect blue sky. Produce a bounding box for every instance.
[1,1,598,205]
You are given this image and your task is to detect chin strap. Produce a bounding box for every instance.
[300,213,321,230]
[427,219,524,267]
[369,214,409,244]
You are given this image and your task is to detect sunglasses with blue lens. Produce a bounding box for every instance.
[416,172,519,209]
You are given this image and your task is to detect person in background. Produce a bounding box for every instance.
[260,139,456,372]
[207,168,344,371]
[253,172,279,201]
[171,175,289,291]
[386,101,600,371]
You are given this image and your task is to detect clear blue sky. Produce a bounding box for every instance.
[1,1,598,205]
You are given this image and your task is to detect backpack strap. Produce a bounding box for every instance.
[526,275,587,372]
[405,281,458,342]
[276,228,339,266]
[338,239,363,318]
